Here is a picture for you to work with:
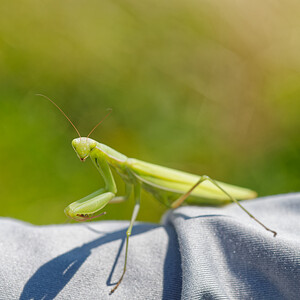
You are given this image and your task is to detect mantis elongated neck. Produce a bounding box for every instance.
[96,143,127,162]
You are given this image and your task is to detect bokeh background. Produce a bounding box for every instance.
[0,1,299,225]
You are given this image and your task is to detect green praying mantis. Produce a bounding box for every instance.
[38,95,277,295]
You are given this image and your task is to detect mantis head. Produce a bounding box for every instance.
[72,138,97,161]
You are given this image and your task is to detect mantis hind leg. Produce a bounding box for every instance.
[171,175,277,237]
[110,182,141,294]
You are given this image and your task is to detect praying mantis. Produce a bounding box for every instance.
[38,95,277,295]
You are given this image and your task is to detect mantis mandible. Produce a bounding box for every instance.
[38,95,277,294]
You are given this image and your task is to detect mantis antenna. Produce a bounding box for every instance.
[87,108,112,138]
[36,94,81,137]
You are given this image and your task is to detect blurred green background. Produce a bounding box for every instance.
[0,1,299,225]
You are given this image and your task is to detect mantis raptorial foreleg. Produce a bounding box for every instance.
[65,148,118,221]
[109,182,132,204]
[171,175,277,237]
[110,183,141,295]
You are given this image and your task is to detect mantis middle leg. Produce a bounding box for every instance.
[110,182,141,294]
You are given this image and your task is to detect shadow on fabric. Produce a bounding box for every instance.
[20,223,182,300]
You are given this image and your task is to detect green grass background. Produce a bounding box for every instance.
[0,1,299,224]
